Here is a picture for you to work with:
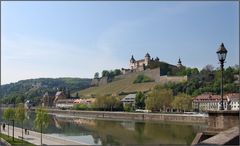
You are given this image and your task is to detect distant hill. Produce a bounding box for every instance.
[0,78,91,104]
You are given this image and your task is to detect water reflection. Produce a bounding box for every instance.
[0,111,207,145]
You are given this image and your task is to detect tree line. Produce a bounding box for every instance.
[94,69,122,79]
[2,105,49,145]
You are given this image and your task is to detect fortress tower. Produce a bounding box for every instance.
[177,58,183,68]
[144,53,150,66]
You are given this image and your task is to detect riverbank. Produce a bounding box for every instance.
[0,133,34,146]
[38,108,208,124]
[0,125,89,145]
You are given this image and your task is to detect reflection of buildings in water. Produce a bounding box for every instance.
[53,115,96,127]
[53,116,62,129]
[72,119,96,126]
[120,121,135,131]
[25,112,30,120]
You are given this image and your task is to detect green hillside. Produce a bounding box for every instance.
[76,72,159,97]
[76,61,183,97]
[1,78,91,104]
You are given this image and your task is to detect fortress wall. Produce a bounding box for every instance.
[91,77,109,86]
[98,77,108,86]
[141,68,161,82]
[114,72,134,79]
[91,79,99,86]
[116,68,161,82]
[159,75,188,84]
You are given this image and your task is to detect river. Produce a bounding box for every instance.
[0,111,207,145]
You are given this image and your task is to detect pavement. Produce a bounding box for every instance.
[0,125,88,145]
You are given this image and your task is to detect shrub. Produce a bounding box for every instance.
[123,103,133,112]
[73,104,89,110]
[133,74,153,84]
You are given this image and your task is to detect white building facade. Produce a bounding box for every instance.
[192,93,239,112]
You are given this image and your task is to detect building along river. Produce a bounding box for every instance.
[0,111,208,145]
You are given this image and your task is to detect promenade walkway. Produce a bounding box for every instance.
[0,125,88,145]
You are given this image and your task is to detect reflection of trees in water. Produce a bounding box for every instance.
[92,134,101,145]
[89,120,150,145]
[50,116,92,135]
[21,113,92,135]
[89,120,204,145]
[134,122,147,144]
[143,122,200,144]
[101,135,120,145]
[23,111,35,131]
[53,116,61,129]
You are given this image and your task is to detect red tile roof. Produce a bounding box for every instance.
[194,93,239,101]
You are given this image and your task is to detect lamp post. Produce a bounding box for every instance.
[216,43,228,110]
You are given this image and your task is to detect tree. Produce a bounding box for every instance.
[94,72,99,79]
[3,108,13,137]
[224,67,235,83]
[94,95,122,111]
[202,64,214,72]
[109,71,115,78]
[135,92,146,109]
[171,93,193,112]
[145,88,173,112]
[15,95,25,104]
[3,107,15,141]
[15,104,26,143]
[34,106,49,146]
[67,90,71,98]
[123,103,133,112]
[133,74,153,83]
[102,70,110,77]
[113,69,121,76]
[75,92,79,98]
[191,68,199,75]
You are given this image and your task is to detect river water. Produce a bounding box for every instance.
[0,111,207,145]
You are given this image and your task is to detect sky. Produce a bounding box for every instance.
[1,1,239,85]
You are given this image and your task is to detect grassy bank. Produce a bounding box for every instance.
[0,133,35,146]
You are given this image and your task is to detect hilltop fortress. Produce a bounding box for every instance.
[121,53,182,74]
[91,53,187,86]
[130,53,152,71]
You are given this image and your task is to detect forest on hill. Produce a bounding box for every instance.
[0,78,91,105]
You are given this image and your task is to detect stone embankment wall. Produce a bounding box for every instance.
[208,110,239,130]
[43,109,207,124]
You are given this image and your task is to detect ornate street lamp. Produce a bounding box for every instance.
[216,43,228,110]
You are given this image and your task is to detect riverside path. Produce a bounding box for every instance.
[0,125,88,145]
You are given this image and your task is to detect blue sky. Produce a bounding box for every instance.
[1,1,239,84]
